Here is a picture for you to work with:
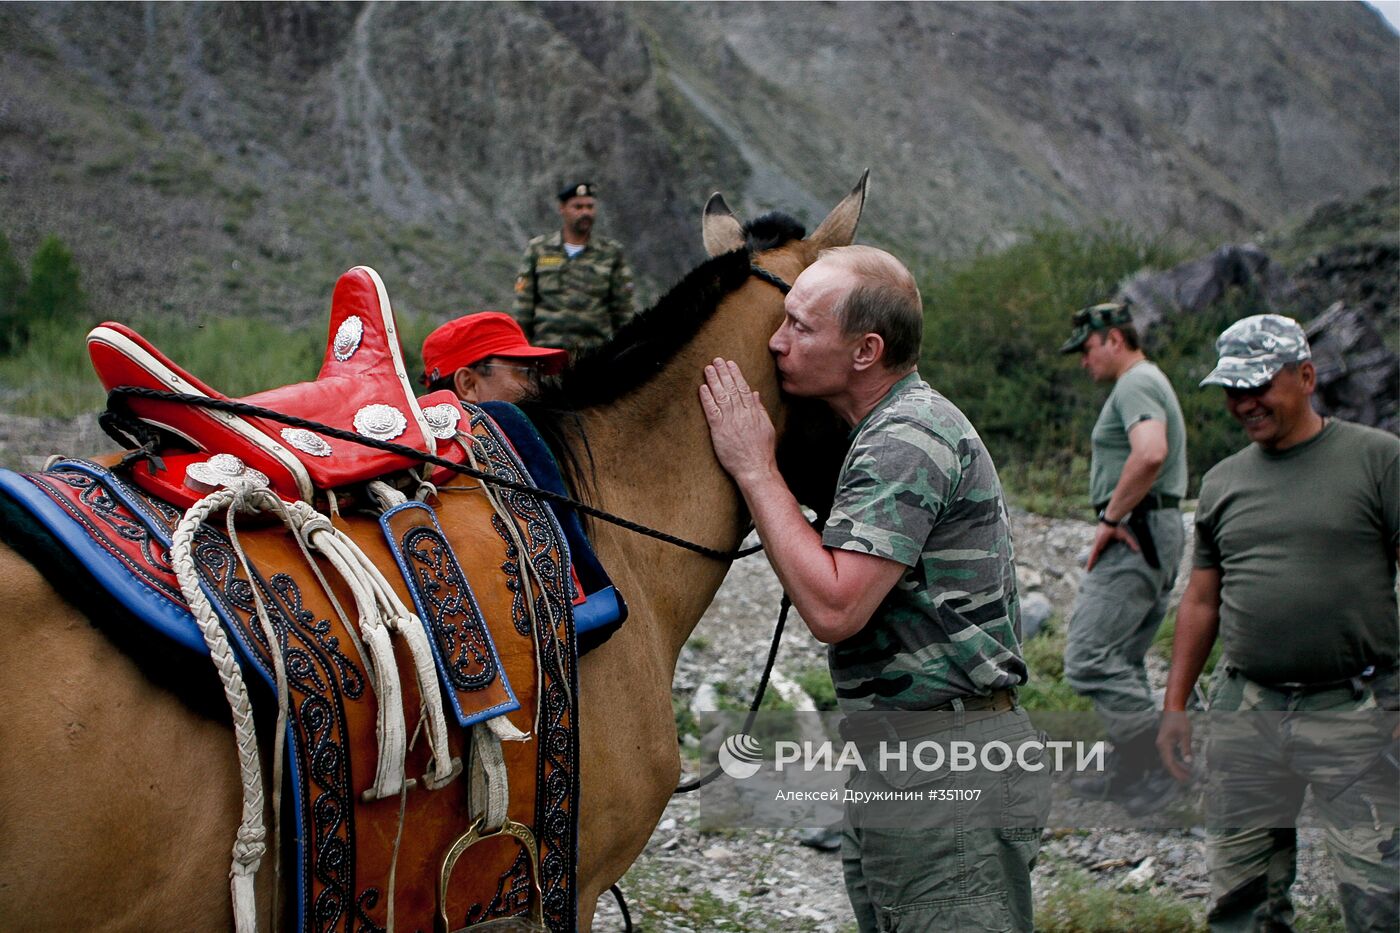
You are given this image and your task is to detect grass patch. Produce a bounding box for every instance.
[1002,457,1093,520]
[714,678,795,713]
[1037,861,1204,932]
[794,665,838,711]
[1151,612,1224,681]
[1295,896,1347,933]
[1018,619,1096,741]
[0,304,445,420]
[1022,616,1068,681]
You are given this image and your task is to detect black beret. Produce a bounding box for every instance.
[558,182,596,202]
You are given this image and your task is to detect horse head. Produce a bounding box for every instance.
[524,171,868,531]
[701,172,870,523]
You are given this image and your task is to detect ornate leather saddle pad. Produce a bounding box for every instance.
[0,409,585,932]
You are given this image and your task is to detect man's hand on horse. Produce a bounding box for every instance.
[700,358,776,485]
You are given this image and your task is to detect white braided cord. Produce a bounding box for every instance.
[169,486,273,933]
[224,505,289,929]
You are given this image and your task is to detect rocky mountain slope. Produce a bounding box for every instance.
[0,2,1395,325]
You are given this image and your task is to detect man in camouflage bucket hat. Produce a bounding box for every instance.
[1158,313,1399,932]
[512,181,636,355]
[701,246,1046,932]
[1060,299,1189,814]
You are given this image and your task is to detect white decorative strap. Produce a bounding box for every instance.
[294,510,408,798]
[472,727,511,833]
[290,502,454,794]
[170,484,277,933]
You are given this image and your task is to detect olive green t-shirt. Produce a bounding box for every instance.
[1089,361,1188,506]
[1193,419,1400,683]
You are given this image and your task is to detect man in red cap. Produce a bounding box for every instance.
[420,312,568,404]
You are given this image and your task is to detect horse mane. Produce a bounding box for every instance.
[743,212,806,253]
[519,213,805,496]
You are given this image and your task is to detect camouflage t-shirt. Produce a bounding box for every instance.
[822,373,1027,711]
[511,231,635,354]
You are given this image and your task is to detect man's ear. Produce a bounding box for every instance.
[1297,360,1318,393]
[452,367,480,403]
[851,333,885,372]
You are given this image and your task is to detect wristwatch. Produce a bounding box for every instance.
[1097,509,1121,527]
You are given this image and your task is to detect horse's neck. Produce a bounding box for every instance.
[576,275,795,664]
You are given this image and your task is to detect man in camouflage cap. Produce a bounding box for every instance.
[1060,300,1189,813]
[512,181,635,355]
[701,246,1045,932]
[1158,313,1399,932]
[1198,311,1312,391]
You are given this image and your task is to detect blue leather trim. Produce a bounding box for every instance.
[0,463,313,929]
[378,501,520,728]
[572,586,621,635]
[0,467,206,655]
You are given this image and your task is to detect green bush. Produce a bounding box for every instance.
[918,224,1260,504]
[21,235,87,327]
[0,231,26,353]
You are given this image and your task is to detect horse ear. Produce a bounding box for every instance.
[808,169,869,251]
[702,193,747,257]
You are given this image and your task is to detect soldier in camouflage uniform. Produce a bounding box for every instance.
[511,181,635,355]
[1157,315,1399,933]
[701,246,1045,932]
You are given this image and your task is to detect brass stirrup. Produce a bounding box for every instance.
[437,816,546,932]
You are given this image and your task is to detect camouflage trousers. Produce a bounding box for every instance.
[1204,665,1400,933]
[1064,508,1184,744]
[841,707,1050,932]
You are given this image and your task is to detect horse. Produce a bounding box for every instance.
[0,174,867,931]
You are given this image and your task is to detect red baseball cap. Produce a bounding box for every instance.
[421,312,568,384]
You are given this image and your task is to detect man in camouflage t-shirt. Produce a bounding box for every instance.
[822,373,1026,711]
[701,246,1043,933]
[511,181,635,355]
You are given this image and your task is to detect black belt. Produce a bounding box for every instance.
[1226,663,1394,700]
[1092,492,1180,513]
[1092,494,1179,570]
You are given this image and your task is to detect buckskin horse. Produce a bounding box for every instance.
[0,174,867,931]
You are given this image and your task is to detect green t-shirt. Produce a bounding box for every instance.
[1089,361,1188,506]
[821,373,1027,711]
[1193,419,1400,683]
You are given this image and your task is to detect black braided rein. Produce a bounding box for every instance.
[748,264,792,295]
[105,386,761,562]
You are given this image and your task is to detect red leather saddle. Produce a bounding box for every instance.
[88,266,466,507]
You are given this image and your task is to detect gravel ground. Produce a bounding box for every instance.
[0,417,1342,931]
[593,508,1341,932]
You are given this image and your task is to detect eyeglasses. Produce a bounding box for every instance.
[472,360,545,382]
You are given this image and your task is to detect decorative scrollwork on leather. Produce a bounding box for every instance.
[402,525,499,691]
[467,409,580,932]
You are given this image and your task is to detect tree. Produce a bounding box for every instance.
[0,231,26,353]
[20,234,86,327]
